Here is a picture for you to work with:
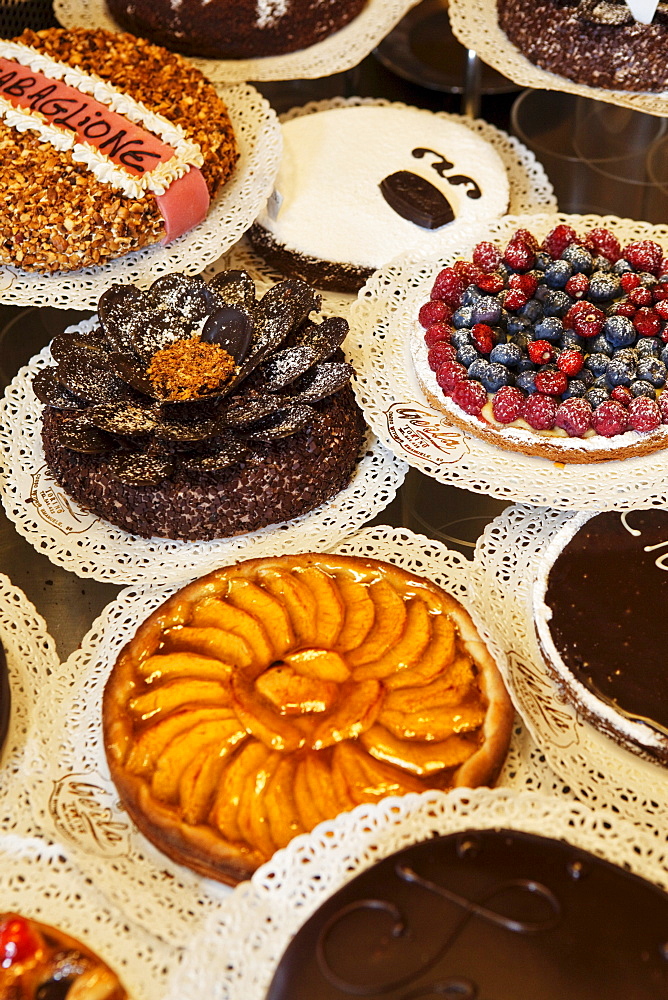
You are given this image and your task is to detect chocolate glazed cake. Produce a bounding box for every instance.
[267,829,668,999]
[35,271,366,542]
[498,0,668,91]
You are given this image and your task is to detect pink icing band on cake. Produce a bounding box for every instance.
[0,56,209,241]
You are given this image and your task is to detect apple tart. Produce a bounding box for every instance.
[103,554,513,884]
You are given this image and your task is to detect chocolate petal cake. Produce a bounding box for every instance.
[533,508,668,765]
[36,270,366,542]
[266,829,668,999]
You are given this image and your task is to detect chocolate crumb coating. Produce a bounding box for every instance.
[248,223,374,295]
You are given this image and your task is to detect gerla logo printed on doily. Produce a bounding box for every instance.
[49,773,130,857]
[507,650,579,750]
[386,403,469,464]
[26,464,98,534]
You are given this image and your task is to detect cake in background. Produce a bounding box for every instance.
[106,0,367,59]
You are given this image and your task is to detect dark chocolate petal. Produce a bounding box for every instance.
[290,362,354,402]
[130,310,192,363]
[153,413,226,442]
[201,304,253,363]
[244,403,313,440]
[146,273,212,324]
[87,402,159,437]
[292,316,349,360]
[106,452,175,486]
[222,395,286,427]
[247,279,321,363]
[379,170,455,229]
[97,284,145,352]
[32,370,85,410]
[56,418,115,454]
[208,269,257,311]
[50,329,108,364]
[107,353,157,397]
[56,349,133,404]
[255,345,319,390]
[179,439,249,472]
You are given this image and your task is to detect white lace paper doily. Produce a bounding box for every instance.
[166,787,668,1000]
[0,338,406,586]
[54,0,421,83]
[0,574,60,832]
[27,526,565,946]
[205,96,557,309]
[0,834,179,1000]
[471,503,668,831]
[348,211,668,510]
[449,0,668,118]
[0,83,282,310]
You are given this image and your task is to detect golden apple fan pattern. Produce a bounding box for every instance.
[104,554,509,882]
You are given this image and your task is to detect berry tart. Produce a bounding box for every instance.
[533,507,668,766]
[0,912,126,999]
[413,223,668,463]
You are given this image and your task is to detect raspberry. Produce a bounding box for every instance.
[628,395,661,432]
[611,299,637,318]
[660,257,668,277]
[509,272,538,297]
[472,241,502,272]
[522,393,558,430]
[634,308,662,338]
[653,282,668,302]
[623,240,663,275]
[557,349,584,376]
[503,288,528,311]
[591,400,628,437]
[657,300,668,320]
[424,321,454,348]
[534,369,568,396]
[565,273,589,299]
[471,323,495,354]
[527,340,555,364]
[554,397,593,437]
[564,301,606,338]
[476,273,505,294]
[620,272,641,293]
[610,385,633,405]
[542,224,578,259]
[427,342,457,370]
[503,238,535,272]
[451,378,488,415]
[453,260,483,285]
[513,228,540,251]
[492,385,525,423]
[584,228,621,263]
[430,268,465,307]
[418,300,449,328]
[658,390,668,422]
[628,287,653,308]
[435,360,467,393]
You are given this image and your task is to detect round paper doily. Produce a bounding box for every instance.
[0,83,282,310]
[166,786,668,1000]
[205,96,557,310]
[471,503,668,831]
[348,211,668,510]
[0,339,406,586]
[28,525,564,946]
[0,574,59,832]
[54,0,420,83]
[0,834,179,1000]
[449,0,668,118]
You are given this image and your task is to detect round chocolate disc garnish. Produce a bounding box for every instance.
[56,419,115,454]
[32,370,85,410]
[107,452,175,486]
[379,170,455,230]
[201,304,254,362]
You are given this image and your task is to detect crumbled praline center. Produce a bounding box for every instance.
[147,338,236,400]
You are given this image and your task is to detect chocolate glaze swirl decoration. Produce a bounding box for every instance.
[267,829,668,999]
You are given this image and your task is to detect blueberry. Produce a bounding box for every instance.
[593,374,609,390]
[467,358,490,382]
[637,358,666,387]
[516,357,537,373]
[535,251,552,271]
[614,347,638,365]
[535,283,551,303]
[661,344,668,366]
[585,352,610,376]
[563,379,587,399]
[612,258,633,275]
[489,342,522,366]
[606,359,633,387]
[516,370,537,393]
[579,368,595,387]
[450,329,472,348]
[589,333,613,356]
[588,272,620,302]
[457,344,479,368]
[472,295,503,325]
[585,387,610,408]
[635,337,661,358]
[544,259,573,288]
[481,363,512,392]
[630,380,656,398]
[507,315,532,336]
[638,272,658,288]
[461,285,483,307]
[592,255,612,273]
[562,245,593,274]
[520,299,543,322]
[452,305,475,328]
[534,316,563,341]
[603,315,636,348]
[559,330,585,350]
[542,290,571,317]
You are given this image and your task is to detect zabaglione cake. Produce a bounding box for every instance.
[498,0,668,92]
[414,223,668,463]
[106,0,367,59]
[103,553,514,884]
[0,27,238,273]
[35,270,366,542]
[533,508,668,765]
[249,104,510,293]
[0,912,126,999]
[266,829,668,999]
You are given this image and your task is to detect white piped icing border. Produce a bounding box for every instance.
[0,40,203,198]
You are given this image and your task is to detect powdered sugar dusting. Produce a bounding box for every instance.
[256,0,289,28]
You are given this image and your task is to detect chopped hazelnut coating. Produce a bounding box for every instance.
[147,338,236,400]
